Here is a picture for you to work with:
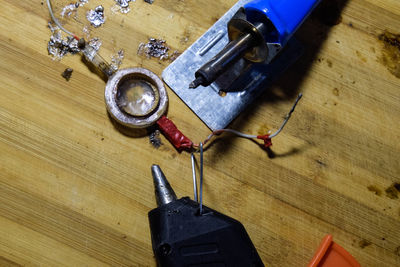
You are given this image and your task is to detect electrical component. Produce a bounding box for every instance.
[156,116,193,151]
[79,39,114,78]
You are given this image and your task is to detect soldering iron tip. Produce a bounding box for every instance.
[189,77,204,89]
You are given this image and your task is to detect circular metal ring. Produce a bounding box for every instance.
[105,68,168,128]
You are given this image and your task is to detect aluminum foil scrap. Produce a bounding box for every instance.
[61,3,79,18]
[82,25,90,38]
[47,23,80,59]
[138,38,170,60]
[113,0,135,14]
[87,5,105,27]
[110,49,125,71]
[88,37,102,51]
[116,0,134,8]
[60,0,89,18]
[47,23,102,60]
[138,38,180,61]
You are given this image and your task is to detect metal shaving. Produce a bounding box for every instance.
[113,0,135,14]
[61,3,79,18]
[110,49,125,71]
[47,23,102,60]
[111,0,136,14]
[47,23,80,60]
[116,0,133,8]
[144,0,154,4]
[86,5,105,27]
[82,25,90,38]
[61,68,73,81]
[149,130,162,148]
[138,38,170,60]
[60,0,88,18]
[88,37,102,51]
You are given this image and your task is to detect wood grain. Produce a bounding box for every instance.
[0,0,399,266]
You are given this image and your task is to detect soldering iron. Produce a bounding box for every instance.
[190,0,322,89]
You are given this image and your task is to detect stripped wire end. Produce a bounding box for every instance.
[269,93,303,139]
[194,93,303,150]
[256,93,303,149]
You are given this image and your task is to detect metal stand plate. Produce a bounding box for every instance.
[162,0,303,130]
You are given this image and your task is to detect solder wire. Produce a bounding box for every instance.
[199,143,204,215]
[190,144,204,214]
[191,153,198,202]
[47,0,80,40]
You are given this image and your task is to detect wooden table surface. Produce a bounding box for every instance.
[1,0,399,266]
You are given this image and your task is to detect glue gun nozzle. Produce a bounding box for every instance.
[189,77,204,89]
[151,165,177,207]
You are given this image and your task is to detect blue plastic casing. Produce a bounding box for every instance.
[244,0,322,45]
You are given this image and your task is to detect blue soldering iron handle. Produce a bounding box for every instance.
[244,0,322,45]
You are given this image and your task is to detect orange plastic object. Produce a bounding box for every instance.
[308,235,361,267]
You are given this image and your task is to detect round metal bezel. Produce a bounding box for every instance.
[105,68,168,128]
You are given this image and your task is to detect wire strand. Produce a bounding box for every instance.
[199,143,204,215]
[47,0,79,39]
[202,129,257,145]
[191,153,198,202]
[269,93,302,138]
[193,93,303,149]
